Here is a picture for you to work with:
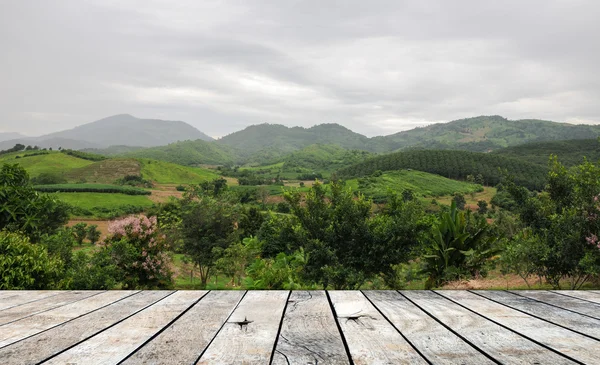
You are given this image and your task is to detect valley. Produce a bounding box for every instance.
[2,114,600,291]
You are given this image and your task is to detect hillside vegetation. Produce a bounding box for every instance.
[493,138,600,166]
[371,115,600,152]
[124,139,237,166]
[346,170,483,203]
[337,149,548,190]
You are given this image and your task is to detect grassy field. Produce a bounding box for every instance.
[35,183,150,195]
[0,152,94,177]
[347,170,483,202]
[56,192,154,211]
[138,158,219,184]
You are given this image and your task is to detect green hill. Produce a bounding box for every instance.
[346,170,483,203]
[336,149,548,191]
[123,139,237,166]
[493,139,600,167]
[373,115,600,152]
[1,151,219,185]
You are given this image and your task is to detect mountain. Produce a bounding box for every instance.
[493,139,600,167]
[217,123,374,160]
[0,137,101,151]
[373,115,600,152]
[0,132,26,143]
[40,114,214,147]
[123,139,237,166]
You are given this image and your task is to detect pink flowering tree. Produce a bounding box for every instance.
[103,214,173,289]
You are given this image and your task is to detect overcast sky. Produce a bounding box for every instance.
[1,0,599,138]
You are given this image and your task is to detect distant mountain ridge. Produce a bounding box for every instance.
[0,114,213,150]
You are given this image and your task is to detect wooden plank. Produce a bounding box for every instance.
[0,291,101,325]
[364,290,495,365]
[272,291,350,365]
[402,290,575,364]
[0,291,171,365]
[552,290,600,304]
[197,290,289,365]
[122,290,243,365]
[0,291,137,348]
[328,290,427,365]
[0,291,62,311]
[43,291,204,365]
[474,290,600,339]
[439,290,600,364]
[510,290,600,319]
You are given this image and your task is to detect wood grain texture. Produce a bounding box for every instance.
[0,291,137,348]
[552,290,600,304]
[44,291,203,365]
[122,290,243,365]
[197,290,289,365]
[272,291,350,365]
[474,290,600,339]
[0,291,171,365]
[328,290,427,365]
[364,290,495,365]
[0,291,101,326]
[0,291,62,311]
[510,290,600,319]
[402,290,575,364]
[440,290,600,364]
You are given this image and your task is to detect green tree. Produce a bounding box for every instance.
[422,201,500,288]
[180,197,239,288]
[86,224,101,245]
[477,200,488,215]
[72,222,88,245]
[452,193,466,210]
[0,231,65,289]
[0,164,70,242]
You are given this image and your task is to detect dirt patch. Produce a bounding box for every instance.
[67,219,111,241]
[441,273,538,290]
[148,184,183,203]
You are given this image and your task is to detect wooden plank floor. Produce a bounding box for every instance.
[1,290,599,364]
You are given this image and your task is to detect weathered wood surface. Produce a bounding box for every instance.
[510,290,600,319]
[403,290,575,364]
[0,290,599,364]
[123,290,243,365]
[329,290,427,364]
[0,291,170,365]
[272,291,349,365]
[473,290,600,339]
[44,291,202,364]
[364,290,495,364]
[552,290,600,304]
[0,291,101,325]
[440,290,600,364]
[197,290,289,364]
[0,290,137,348]
[0,291,62,311]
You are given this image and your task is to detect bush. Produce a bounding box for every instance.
[34,184,151,195]
[0,231,64,289]
[31,172,68,185]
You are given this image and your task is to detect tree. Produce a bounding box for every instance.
[452,193,466,210]
[215,237,261,287]
[0,231,64,289]
[72,222,88,245]
[102,215,173,289]
[86,224,101,245]
[421,201,500,288]
[180,197,238,288]
[477,200,488,215]
[503,156,600,288]
[0,164,69,242]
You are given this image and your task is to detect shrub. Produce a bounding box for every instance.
[0,231,64,289]
[102,215,173,289]
[72,222,88,245]
[86,224,101,245]
[31,172,68,185]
